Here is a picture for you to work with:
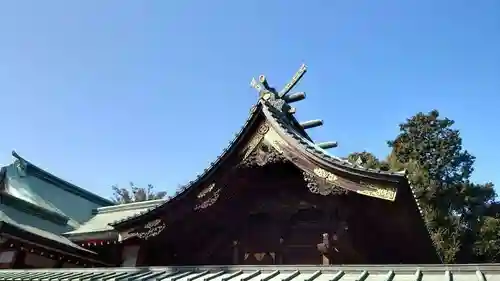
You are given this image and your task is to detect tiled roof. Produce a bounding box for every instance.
[262,102,406,178]
[11,151,114,206]
[109,103,262,227]
[0,264,498,281]
[108,66,429,233]
[0,210,92,254]
[64,199,166,238]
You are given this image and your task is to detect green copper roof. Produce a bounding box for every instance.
[11,151,114,206]
[0,210,93,254]
[64,199,166,238]
[0,264,498,281]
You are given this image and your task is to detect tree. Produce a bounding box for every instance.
[111,182,167,204]
[387,109,498,263]
[346,151,390,170]
[474,216,500,262]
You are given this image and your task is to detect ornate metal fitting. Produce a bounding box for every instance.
[242,123,270,160]
[197,183,215,199]
[128,219,166,240]
[358,182,397,201]
[194,183,222,210]
[314,168,338,183]
[303,168,348,196]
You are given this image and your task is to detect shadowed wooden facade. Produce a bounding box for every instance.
[110,65,441,266]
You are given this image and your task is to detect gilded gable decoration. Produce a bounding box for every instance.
[242,123,270,160]
[194,183,222,211]
[313,168,339,183]
[240,141,287,168]
[197,183,215,199]
[240,120,289,168]
[357,182,397,201]
[264,127,285,154]
[303,171,348,196]
[128,219,166,240]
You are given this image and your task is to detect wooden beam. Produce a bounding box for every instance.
[279,64,307,97]
[300,119,323,129]
[316,141,338,149]
[283,92,306,103]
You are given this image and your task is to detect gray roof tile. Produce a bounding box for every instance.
[0,264,498,281]
[64,199,166,236]
[107,70,425,230]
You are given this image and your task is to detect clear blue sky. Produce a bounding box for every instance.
[0,1,498,199]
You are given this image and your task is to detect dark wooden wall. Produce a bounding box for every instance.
[136,162,437,266]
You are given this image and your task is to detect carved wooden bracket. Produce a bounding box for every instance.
[240,142,287,168]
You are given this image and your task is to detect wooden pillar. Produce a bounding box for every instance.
[232,240,239,265]
[274,211,291,265]
[278,238,284,265]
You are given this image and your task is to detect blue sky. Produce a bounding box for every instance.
[0,1,498,199]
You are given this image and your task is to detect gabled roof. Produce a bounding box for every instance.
[110,104,262,227]
[110,65,429,237]
[0,210,88,253]
[0,189,71,227]
[11,151,114,206]
[0,264,497,281]
[0,210,109,266]
[63,199,166,241]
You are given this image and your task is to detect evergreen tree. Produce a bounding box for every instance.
[387,109,498,262]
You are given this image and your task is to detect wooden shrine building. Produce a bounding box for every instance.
[102,65,441,266]
[0,152,114,268]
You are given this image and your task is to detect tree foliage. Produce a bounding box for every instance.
[347,109,499,263]
[111,182,167,204]
[387,110,498,263]
[346,151,390,170]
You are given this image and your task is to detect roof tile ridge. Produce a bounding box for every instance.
[263,103,406,178]
[12,151,114,206]
[110,102,262,227]
[96,199,167,214]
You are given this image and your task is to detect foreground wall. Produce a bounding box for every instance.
[0,264,496,280]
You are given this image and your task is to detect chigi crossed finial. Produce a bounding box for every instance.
[248,64,337,150]
[250,64,308,113]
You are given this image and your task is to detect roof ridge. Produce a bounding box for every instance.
[262,102,406,179]
[95,199,166,214]
[109,64,409,228]
[110,102,263,227]
[11,151,114,206]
